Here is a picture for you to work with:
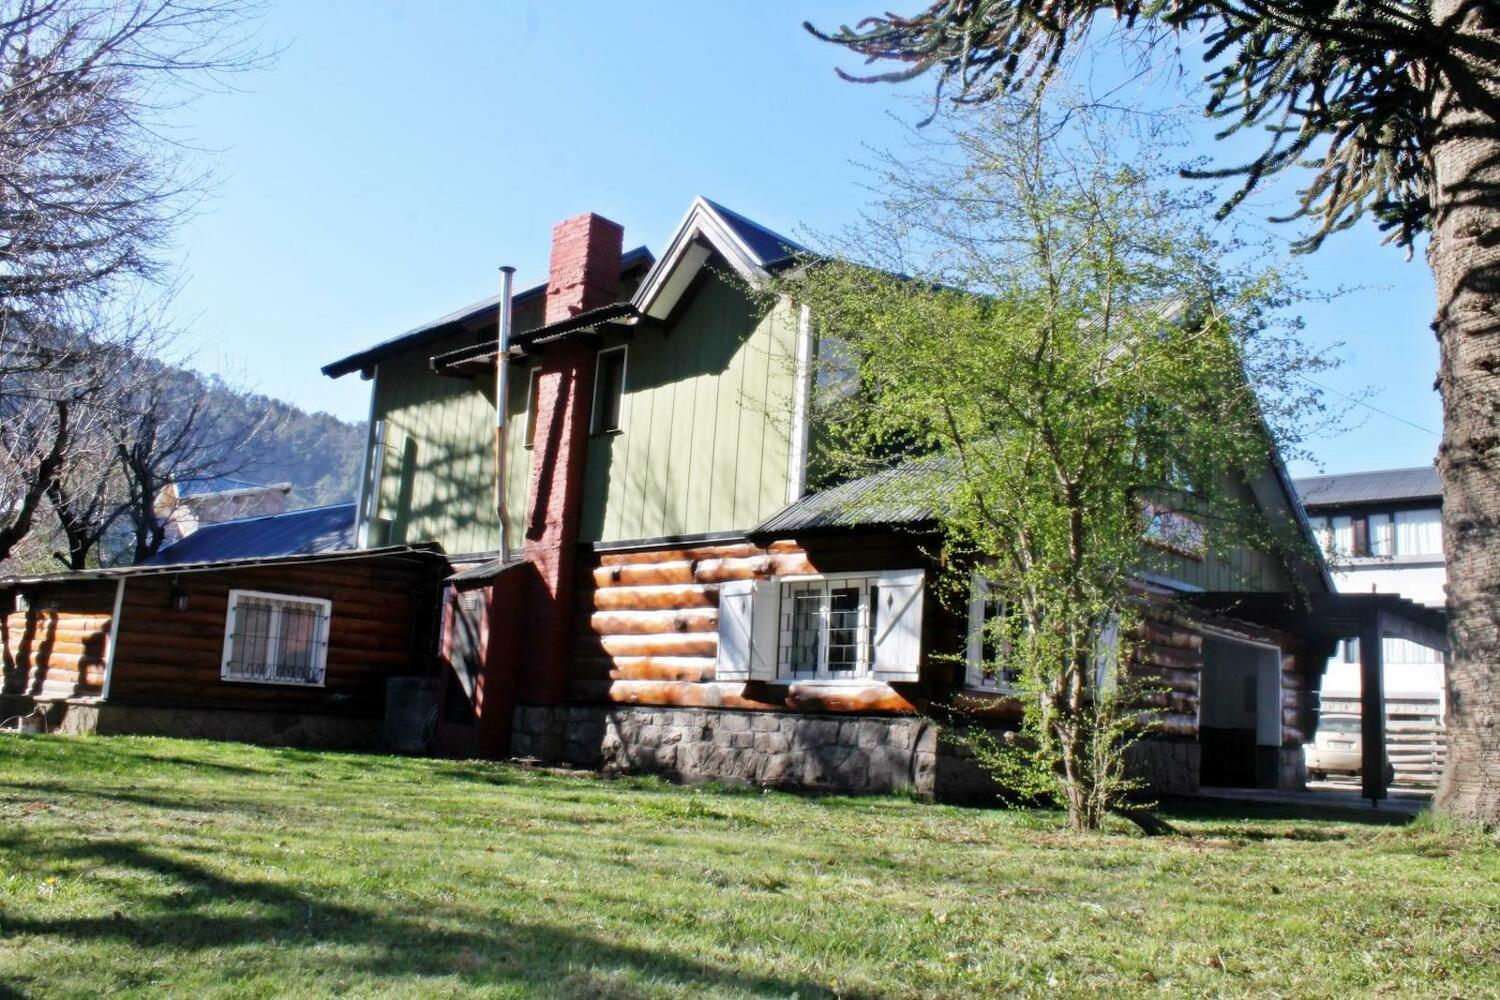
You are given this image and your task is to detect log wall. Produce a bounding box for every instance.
[569,534,955,715]
[2,582,117,700]
[4,553,445,717]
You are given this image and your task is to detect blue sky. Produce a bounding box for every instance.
[167,0,1440,478]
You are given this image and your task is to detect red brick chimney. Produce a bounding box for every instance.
[516,212,624,707]
[545,213,623,324]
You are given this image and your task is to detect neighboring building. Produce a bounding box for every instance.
[155,477,294,545]
[1296,466,1448,784]
[0,502,445,747]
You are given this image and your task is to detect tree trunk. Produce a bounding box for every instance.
[1429,0,1500,826]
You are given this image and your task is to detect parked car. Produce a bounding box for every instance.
[1305,714,1395,783]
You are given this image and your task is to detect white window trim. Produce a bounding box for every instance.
[221,589,331,687]
[591,345,628,435]
[966,574,1019,694]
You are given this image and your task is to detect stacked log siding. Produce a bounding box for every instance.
[2,583,116,700]
[569,537,933,714]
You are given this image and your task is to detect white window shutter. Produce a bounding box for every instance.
[965,573,988,689]
[748,579,781,682]
[872,570,924,683]
[716,579,754,681]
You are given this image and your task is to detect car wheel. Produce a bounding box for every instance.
[1309,770,1324,782]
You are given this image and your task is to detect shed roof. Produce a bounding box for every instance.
[1294,466,1442,509]
[140,503,358,566]
[754,459,953,535]
[174,476,292,500]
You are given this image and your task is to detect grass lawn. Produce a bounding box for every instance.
[0,736,1494,998]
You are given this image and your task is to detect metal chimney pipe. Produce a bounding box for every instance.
[495,265,516,557]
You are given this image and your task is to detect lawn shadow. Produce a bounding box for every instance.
[1155,795,1414,840]
[0,830,850,998]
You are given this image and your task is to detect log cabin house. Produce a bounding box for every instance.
[2,197,1446,802]
[1,503,448,747]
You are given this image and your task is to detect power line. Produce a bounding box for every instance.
[1298,374,1441,438]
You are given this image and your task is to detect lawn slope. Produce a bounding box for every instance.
[0,736,1494,998]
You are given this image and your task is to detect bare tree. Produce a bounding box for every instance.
[112,360,272,563]
[0,0,267,566]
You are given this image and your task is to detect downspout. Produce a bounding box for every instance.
[496,266,516,557]
[99,577,126,701]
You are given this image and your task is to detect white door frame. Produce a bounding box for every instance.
[1199,628,1283,748]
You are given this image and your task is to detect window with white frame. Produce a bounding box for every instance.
[779,576,880,679]
[717,571,924,684]
[966,575,1019,692]
[221,590,331,686]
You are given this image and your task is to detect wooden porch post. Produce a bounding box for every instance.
[1359,610,1387,804]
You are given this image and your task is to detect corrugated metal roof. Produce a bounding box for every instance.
[446,557,527,590]
[1294,466,1442,508]
[140,503,358,566]
[321,246,654,378]
[755,459,953,534]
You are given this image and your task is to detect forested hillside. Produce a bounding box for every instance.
[195,372,366,509]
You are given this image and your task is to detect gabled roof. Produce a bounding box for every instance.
[632,197,805,321]
[321,246,654,378]
[139,503,358,566]
[1294,466,1442,509]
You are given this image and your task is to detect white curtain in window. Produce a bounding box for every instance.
[1306,516,1330,555]
[1330,516,1354,558]
[1368,513,1393,556]
[1384,637,1444,664]
[1394,508,1443,556]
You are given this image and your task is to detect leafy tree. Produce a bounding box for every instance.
[777,103,1325,832]
[807,0,1500,826]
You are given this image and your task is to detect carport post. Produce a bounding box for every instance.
[1359,610,1387,804]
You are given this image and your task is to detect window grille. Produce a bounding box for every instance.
[778,576,882,680]
[222,590,331,686]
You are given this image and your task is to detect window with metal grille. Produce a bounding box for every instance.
[777,575,882,680]
[221,590,331,686]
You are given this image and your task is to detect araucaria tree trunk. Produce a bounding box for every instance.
[1431,0,1500,825]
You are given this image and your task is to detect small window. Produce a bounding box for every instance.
[773,572,923,682]
[966,575,1020,692]
[781,578,873,679]
[592,346,627,434]
[222,590,331,686]
[524,367,542,448]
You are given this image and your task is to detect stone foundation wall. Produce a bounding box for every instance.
[6,698,382,751]
[512,704,1202,800]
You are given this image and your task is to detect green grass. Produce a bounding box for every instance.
[0,737,1495,998]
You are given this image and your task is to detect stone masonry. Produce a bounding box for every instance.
[512,704,1204,799]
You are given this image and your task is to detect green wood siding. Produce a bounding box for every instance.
[579,274,799,543]
[1142,468,1305,593]
[366,329,531,556]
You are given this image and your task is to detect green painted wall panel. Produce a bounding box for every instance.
[365,327,533,557]
[578,274,798,543]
